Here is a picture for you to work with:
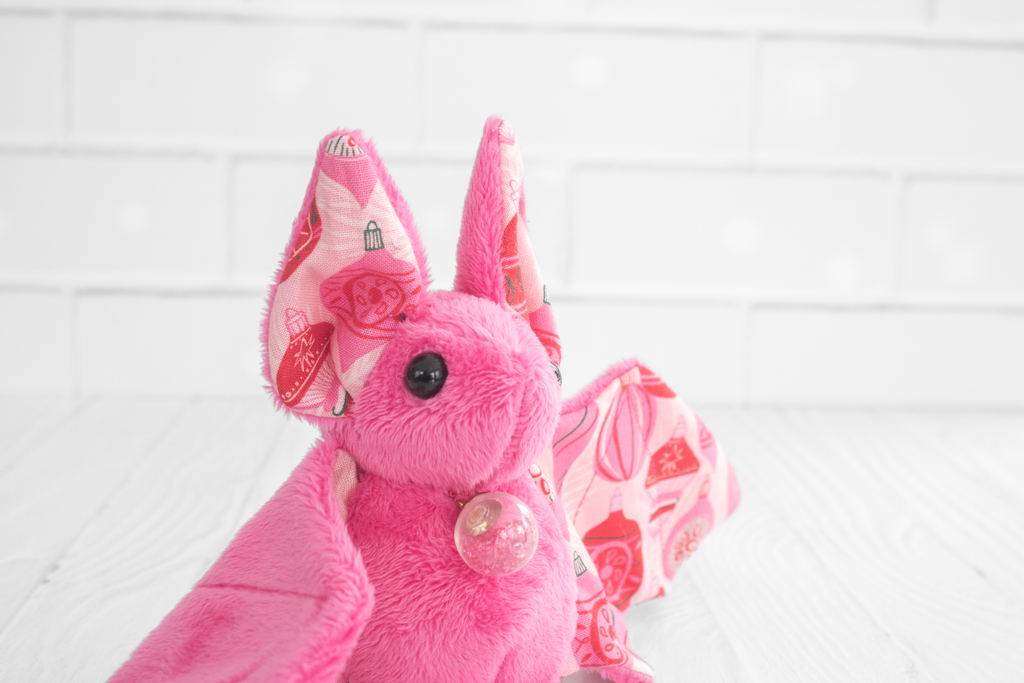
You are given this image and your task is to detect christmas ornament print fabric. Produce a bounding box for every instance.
[495,122,562,366]
[531,362,741,680]
[556,363,740,598]
[267,133,423,419]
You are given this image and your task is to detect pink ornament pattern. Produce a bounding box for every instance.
[266,130,424,418]
[552,404,599,487]
[645,417,702,529]
[528,299,562,366]
[279,198,322,284]
[663,498,714,580]
[697,415,719,470]
[554,362,740,615]
[319,228,422,375]
[595,380,656,483]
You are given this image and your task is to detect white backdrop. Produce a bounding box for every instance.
[2,0,1023,406]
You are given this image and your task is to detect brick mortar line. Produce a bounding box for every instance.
[5,4,1024,49]
[3,140,1024,181]
[2,280,1024,313]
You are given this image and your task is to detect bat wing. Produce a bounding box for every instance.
[553,359,740,607]
[109,439,372,683]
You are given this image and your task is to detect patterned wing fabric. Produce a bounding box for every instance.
[531,362,741,681]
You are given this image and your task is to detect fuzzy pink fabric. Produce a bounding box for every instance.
[454,116,507,305]
[337,289,561,493]
[343,471,574,683]
[109,438,373,683]
[111,118,739,683]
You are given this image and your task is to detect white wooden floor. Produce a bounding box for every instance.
[1,398,1022,683]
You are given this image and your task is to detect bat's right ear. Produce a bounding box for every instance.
[261,130,430,424]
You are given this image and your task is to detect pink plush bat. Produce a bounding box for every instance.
[109,118,740,683]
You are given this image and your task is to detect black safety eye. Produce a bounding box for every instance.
[405,353,448,399]
[551,362,562,386]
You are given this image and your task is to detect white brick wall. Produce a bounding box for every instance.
[0,153,222,276]
[749,308,1024,406]
[1,1,1023,407]
[71,18,418,148]
[758,40,1024,166]
[573,169,898,296]
[77,294,265,394]
[0,291,73,393]
[936,0,1024,27]
[0,15,62,140]
[904,178,1024,299]
[421,29,753,155]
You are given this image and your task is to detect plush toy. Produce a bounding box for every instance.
[109,117,740,683]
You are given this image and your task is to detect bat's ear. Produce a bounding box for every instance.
[262,130,430,421]
[454,117,562,367]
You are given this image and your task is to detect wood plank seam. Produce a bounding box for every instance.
[0,397,193,638]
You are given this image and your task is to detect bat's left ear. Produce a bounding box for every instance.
[454,117,562,368]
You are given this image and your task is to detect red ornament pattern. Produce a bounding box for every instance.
[276,309,334,408]
[583,493,644,611]
[320,248,422,374]
[573,586,629,667]
[645,436,700,488]
[638,364,676,398]
[528,301,562,366]
[500,214,528,317]
[649,503,675,522]
[528,462,555,503]
[279,199,322,284]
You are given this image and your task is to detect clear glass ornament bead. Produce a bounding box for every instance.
[454,491,539,576]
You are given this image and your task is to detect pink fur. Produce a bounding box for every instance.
[112,119,688,683]
[454,117,507,305]
[600,668,661,683]
[319,132,576,678]
[109,438,373,683]
[343,471,574,683]
[336,290,560,492]
[255,118,574,682]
